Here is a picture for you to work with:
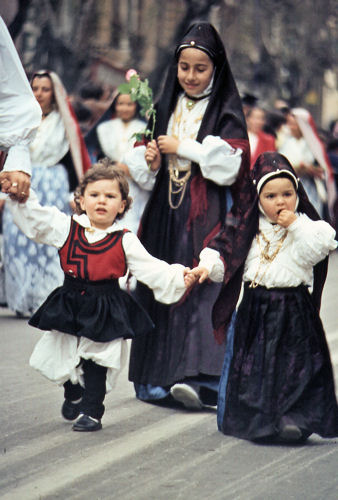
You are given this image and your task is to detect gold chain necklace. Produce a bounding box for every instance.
[167,99,202,209]
[249,229,288,288]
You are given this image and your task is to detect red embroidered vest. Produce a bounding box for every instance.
[59,219,128,281]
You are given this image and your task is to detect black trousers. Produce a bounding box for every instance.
[63,359,108,419]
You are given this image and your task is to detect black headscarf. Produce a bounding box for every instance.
[210,151,329,343]
[139,21,250,261]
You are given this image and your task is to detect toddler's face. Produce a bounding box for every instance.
[177,47,214,97]
[80,179,126,230]
[115,94,137,122]
[259,177,297,223]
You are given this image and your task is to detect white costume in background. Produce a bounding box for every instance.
[3,110,71,315]
[97,117,150,233]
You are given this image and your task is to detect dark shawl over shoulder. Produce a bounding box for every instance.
[138,22,250,263]
[210,152,329,344]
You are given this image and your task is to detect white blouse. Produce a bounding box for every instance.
[6,190,187,304]
[0,17,41,174]
[97,117,146,162]
[124,93,243,188]
[97,117,151,233]
[199,213,337,288]
[29,110,69,167]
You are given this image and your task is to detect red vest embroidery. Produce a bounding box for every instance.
[59,219,128,281]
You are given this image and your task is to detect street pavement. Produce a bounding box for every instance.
[0,253,337,500]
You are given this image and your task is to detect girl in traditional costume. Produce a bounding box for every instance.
[2,70,90,316]
[124,22,250,408]
[5,161,192,431]
[279,107,336,220]
[190,152,338,442]
[96,92,149,234]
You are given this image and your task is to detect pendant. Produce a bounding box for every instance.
[186,99,195,111]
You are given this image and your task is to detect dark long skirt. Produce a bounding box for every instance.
[218,283,338,440]
[128,180,228,388]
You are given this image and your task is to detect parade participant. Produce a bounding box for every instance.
[96,92,149,234]
[279,107,336,219]
[2,69,90,317]
[5,161,194,431]
[189,152,338,442]
[125,21,250,408]
[0,16,41,199]
[245,105,276,169]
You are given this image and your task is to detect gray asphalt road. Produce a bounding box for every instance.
[1,253,337,500]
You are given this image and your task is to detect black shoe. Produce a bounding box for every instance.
[72,414,102,432]
[61,399,81,421]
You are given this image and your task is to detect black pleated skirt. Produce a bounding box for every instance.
[29,275,154,342]
[218,283,338,440]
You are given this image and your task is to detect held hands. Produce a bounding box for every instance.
[183,266,209,288]
[0,171,30,202]
[276,209,297,228]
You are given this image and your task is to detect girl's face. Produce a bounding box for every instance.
[115,94,137,122]
[259,177,297,222]
[246,108,265,135]
[177,47,214,96]
[31,76,54,115]
[287,114,302,139]
[80,179,126,230]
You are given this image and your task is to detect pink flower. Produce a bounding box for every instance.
[125,69,138,82]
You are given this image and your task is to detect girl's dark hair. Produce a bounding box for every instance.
[74,158,132,219]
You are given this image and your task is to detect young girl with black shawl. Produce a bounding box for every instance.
[189,152,338,442]
[124,21,250,408]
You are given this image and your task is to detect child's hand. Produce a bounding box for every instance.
[145,140,161,171]
[187,266,209,284]
[276,209,297,228]
[157,135,179,155]
[183,267,197,288]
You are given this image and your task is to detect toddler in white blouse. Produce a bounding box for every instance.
[6,160,194,432]
[188,153,338,443]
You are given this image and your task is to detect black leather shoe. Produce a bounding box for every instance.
[61,399,81,421]
[72,414,102,432]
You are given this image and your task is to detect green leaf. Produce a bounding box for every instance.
[117,83,131,94]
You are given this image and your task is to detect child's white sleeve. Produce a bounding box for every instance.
[199,247,225,282]
[123,146,157,190]
[288,214,337,266]
[122,232,186,304]
[177,136,243,186]
[5,190,71,247]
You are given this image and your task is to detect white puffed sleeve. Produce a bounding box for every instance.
[122,232,187,303]
[199,247,225,283]
[0,17,42,174]
[123,146,157,191]
[177,135,243,186]
[288,213,337,266]
[5,190,70,247]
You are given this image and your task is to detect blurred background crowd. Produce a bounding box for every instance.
[0,0,337,313]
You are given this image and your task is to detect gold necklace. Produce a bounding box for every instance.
[167,99,202,209]
[249,229,287,288]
